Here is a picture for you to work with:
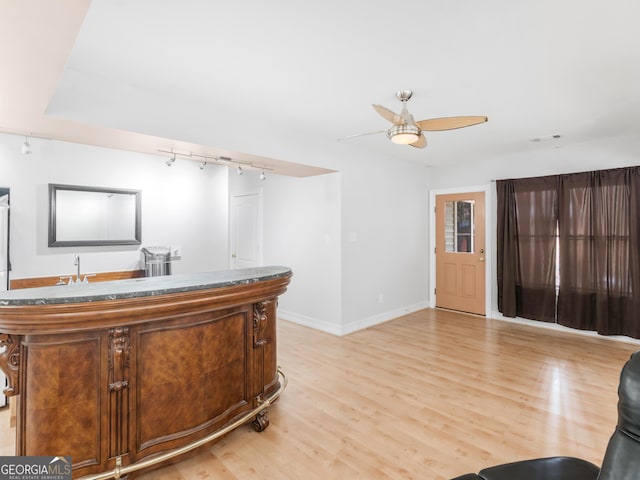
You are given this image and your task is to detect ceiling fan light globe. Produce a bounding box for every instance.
[387,124,421,145]
[391,133,419,144]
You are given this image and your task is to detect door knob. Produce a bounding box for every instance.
[479,248,485,262]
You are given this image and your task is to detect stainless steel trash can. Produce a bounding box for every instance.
[141,246,171,277]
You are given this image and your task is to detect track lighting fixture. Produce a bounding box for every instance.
[22,136,31,155]
[155,149,274,177]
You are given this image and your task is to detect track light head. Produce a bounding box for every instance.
[22,136,31,155]
[199,160,207,170]
[165,154,176,166]
[237,165,243,175]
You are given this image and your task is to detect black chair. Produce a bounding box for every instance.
[450,350,640,480]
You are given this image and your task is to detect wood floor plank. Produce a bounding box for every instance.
[1,308,637,479]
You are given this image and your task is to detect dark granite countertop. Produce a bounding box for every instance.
[0,266,291,306]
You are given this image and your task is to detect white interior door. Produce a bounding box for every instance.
[0,192,6,406]
[0,193,8,291]
[229,191,263,269]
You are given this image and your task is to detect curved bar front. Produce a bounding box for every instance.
[0,266,292,479]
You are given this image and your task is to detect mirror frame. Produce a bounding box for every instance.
[48,183,142,247]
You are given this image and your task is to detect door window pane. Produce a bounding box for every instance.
[444,202,456,252]
[444,200,475,253]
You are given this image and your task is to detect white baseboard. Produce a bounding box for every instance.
[279,300,431,337]
[277,310,343,336]
[339,301,431,336]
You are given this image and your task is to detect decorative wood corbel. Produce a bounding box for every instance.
[108,327,130,391]
[253,301,268,348]
[0,333,20,396]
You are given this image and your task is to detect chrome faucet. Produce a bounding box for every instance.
[70,254,94,283]
[74,254,81,283]
[56,254,94,285]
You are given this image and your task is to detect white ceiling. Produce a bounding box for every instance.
[2,0,640,175]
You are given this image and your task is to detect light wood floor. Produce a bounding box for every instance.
[2,309,639,479]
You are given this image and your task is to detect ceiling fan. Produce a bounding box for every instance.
[342,90,487,149]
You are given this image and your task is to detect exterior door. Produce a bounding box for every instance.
[229,191,263,269]
[435,192,486,315]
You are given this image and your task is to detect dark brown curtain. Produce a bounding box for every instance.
[557,167,640,337]
[497,176,558,322]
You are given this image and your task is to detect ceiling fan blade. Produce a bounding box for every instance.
[372,104,404,125]
[416,116,488,131]
[338,130,386,141]
[410,134,427,149]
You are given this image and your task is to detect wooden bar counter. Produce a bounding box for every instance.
[0,266,292,479]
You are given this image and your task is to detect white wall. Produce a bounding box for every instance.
[229,169,343,334]
[430,135,640,190]
[429,134,640,313]
[0,133,229,280]
[230,151,431,336]
[340,155,431,334]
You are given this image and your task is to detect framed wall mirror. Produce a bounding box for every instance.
[48,184,141,247]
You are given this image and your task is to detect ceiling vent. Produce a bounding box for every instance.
[530,134,562,142]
